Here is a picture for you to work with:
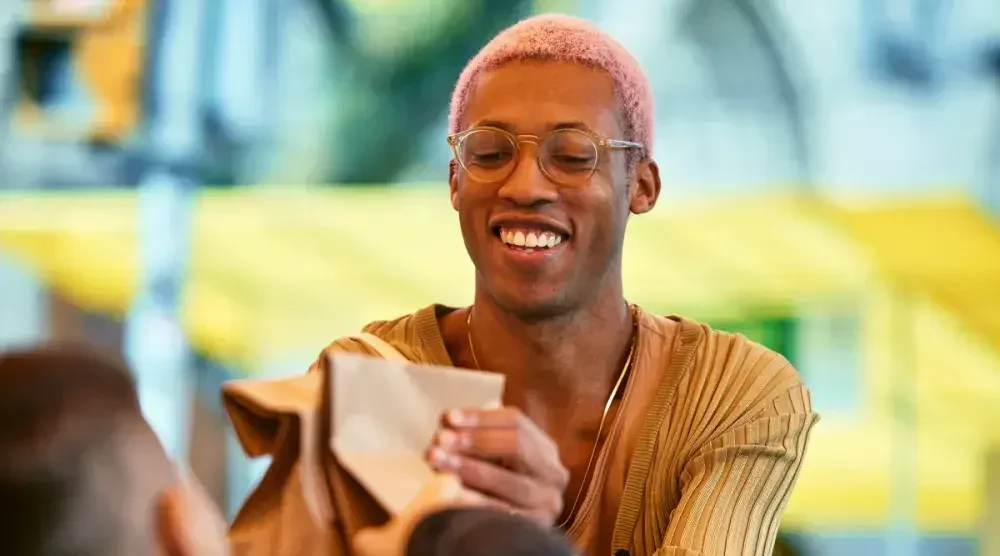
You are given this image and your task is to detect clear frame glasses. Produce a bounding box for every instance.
[447,126,643,186]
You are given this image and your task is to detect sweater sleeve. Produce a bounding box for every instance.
[652,382,818,556]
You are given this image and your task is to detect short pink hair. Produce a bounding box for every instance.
[448,14,655,155]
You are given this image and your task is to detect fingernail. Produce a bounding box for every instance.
[448,409,469,426]
[429,448,447,469]
[429,448,460,470]
[438,430,459,448]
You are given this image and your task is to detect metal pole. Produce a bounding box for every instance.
[887,289,918,556]
[124,0,206,464]
[984,446,1000,556]
[0,1,21,182]
[206,0,283,514]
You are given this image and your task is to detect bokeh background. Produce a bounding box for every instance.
[0,0,998,554]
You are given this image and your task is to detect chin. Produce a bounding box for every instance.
[488,283,575,322]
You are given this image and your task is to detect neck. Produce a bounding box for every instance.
[468,279,634,399]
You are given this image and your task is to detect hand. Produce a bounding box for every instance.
[352,473,472,556]
[426,407,570,527]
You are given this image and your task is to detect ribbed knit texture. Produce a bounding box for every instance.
[302,305,818,556]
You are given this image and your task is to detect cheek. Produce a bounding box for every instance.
[569,188,622,242]
[591,191,631,250]
[455,182,491,237]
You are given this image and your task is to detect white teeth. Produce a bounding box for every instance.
[499,227,566,250]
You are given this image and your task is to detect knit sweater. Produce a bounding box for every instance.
[299,305,818,556]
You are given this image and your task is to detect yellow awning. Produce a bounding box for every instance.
[0,187,875,364]
[830,194,1000,352]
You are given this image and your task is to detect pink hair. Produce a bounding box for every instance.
[448,14,655,155]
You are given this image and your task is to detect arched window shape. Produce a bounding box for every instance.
[986,45,1000,214]
[584,0,809,197]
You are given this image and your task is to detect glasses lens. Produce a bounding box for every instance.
[540,129,598,185]
[457,129,517,183]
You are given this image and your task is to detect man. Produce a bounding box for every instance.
[0,346,229,556]
[229,13,818,556]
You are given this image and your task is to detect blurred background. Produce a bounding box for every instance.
[0,0,998,554]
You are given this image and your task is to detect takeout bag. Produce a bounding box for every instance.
[222,334,505,556]
[222,334,408,556]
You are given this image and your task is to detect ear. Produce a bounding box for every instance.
[154,486,188,556]
[449,159,460,211]
[629,159,661,215]
[154,477,229,556]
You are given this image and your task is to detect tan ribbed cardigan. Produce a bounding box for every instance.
[225,305,818,556]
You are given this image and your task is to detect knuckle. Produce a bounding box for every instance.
[554,463,570,488]
[459,458,488,484]
[513,426,528,451]
[512,476,534,503]
[547,491,564,516]
[506,406,526,424]
[523,509,547,526]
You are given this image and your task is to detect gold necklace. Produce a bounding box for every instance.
[464,305,638,528]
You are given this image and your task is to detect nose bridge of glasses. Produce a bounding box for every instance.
[514,134,541,145]
[508,134,543,171]
[502,134,556,190]
[513,134,543,156]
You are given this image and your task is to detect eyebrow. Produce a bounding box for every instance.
[473,119,597,134]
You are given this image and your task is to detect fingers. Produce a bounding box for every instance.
[433,409,568,488]
[427,450,563,522]
[444,407,522,429]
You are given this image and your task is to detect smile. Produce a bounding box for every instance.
[497,226,567,253]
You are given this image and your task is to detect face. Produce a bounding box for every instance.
[450,60,660,319]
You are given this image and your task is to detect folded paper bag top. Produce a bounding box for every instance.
[328,352,505,516]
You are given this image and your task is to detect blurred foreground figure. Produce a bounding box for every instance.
[353,474,575,556]
[228,14,819,556]
[0,346,228,556]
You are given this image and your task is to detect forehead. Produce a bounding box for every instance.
[463,60,623,137]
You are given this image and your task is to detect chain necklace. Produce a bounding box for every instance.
[464,305,638,529]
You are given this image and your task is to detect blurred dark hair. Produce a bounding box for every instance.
[0,345,145,555]
[406,507,575,556]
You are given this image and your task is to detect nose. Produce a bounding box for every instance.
[496,144,558,207]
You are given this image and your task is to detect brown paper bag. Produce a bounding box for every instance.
[224,335,504,556]
[327,352,504,516]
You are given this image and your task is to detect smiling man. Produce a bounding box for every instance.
[229,13,818,556]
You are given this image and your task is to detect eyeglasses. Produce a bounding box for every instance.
[447,126,644,187]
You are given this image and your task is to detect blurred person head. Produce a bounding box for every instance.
[353,474,574,556]
[404,508,576,556]
[447,14,660,319]
[0,345,227,556]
